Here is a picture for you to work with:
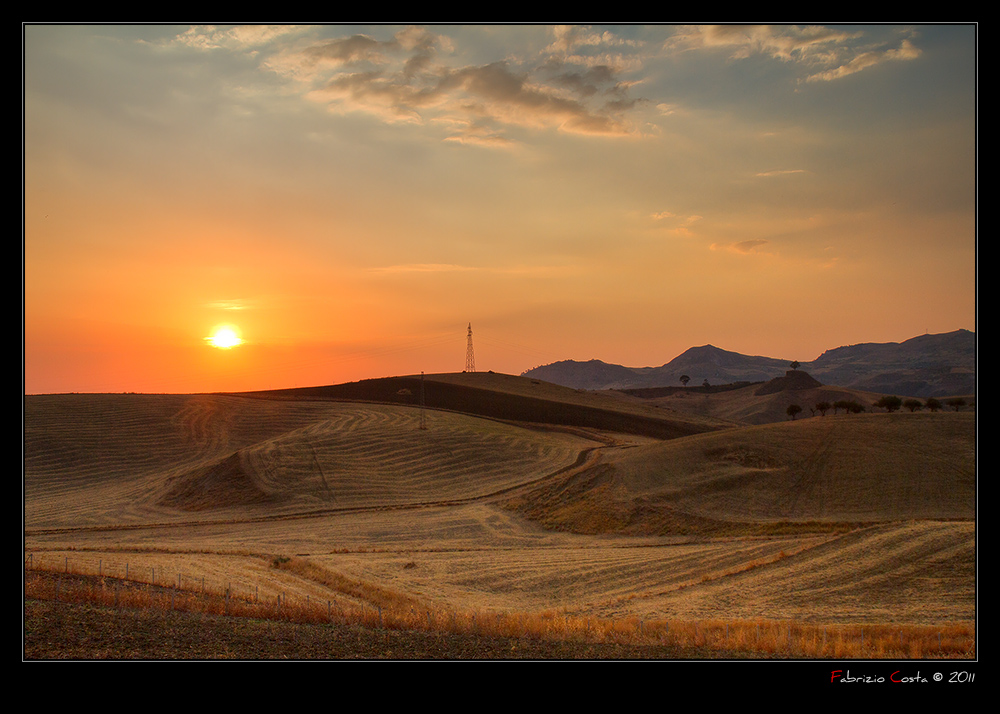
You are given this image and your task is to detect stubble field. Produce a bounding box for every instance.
[23,372,976,659]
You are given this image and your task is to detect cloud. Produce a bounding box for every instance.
[443,61,635,136]
[546,25,644,57]
[205,299,251,311]
[190,25,647,144]
[369,263,475,275]
[804,39,922,82]
[169,24,306,51]
[305,52,638,138]
[755,169,808,177]
[440,119,517,149]
[162,24,925,151]
[652,212,703,237]
[369,263,579,278]
[668,25,921,83]
[693,24,861,62]
[730,239,769,253]
[709,239,770,254]
[302,34,389,66]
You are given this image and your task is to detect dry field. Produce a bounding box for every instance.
[23,372,976,659]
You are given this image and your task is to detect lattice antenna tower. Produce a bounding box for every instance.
[465,323,476,372]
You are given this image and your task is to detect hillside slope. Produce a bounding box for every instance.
[623,370,887,426]
[245,371,734,440]
[504,412,975,536]
[23,393,599,527]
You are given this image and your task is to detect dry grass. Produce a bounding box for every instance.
[24,558,975,660]
[23,383,976,660]
[506,412,976,536]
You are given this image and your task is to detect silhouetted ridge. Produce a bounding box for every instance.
[520,329,974,397]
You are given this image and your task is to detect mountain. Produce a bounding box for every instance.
[805,330,976,397]
[520,330,975,398]
[520,359,647,391]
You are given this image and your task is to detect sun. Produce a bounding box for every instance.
[206,324,243,349]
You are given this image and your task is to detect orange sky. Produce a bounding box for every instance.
[23,24,976,394]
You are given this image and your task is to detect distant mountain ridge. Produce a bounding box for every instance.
[520,329,975,398]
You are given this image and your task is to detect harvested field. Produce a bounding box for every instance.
[23,373,976,659]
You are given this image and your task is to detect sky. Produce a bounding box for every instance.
[23,24,977,394]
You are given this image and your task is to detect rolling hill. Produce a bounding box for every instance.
[615,369,901,426]
[503,411,975,536]
[23,369,976,640]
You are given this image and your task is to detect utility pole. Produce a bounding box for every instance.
[419,371,427,430]
[465,323,476,372]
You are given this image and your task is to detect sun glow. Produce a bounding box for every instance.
[206,324,243,349]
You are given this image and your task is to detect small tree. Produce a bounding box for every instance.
[786,404,802,420]
[815,401,831,416]
[947,398,966,412]
[680,375,690,387]
[903,399,923,412]
[790,360,800,371]
[874,395,903,413]
[925,397,943,412]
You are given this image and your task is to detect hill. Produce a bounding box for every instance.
[24,391,600,528]
[503,412,975,536]
[807,330,976,397]
[23,369,976,647]
[242,371,734,440]
[23,373,733,529]
[617,369,887,426]
[521,329,975,398]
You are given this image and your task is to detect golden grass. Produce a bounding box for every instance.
[24,391,976,659]
[512,412,977,536]
[25,557,974,659]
